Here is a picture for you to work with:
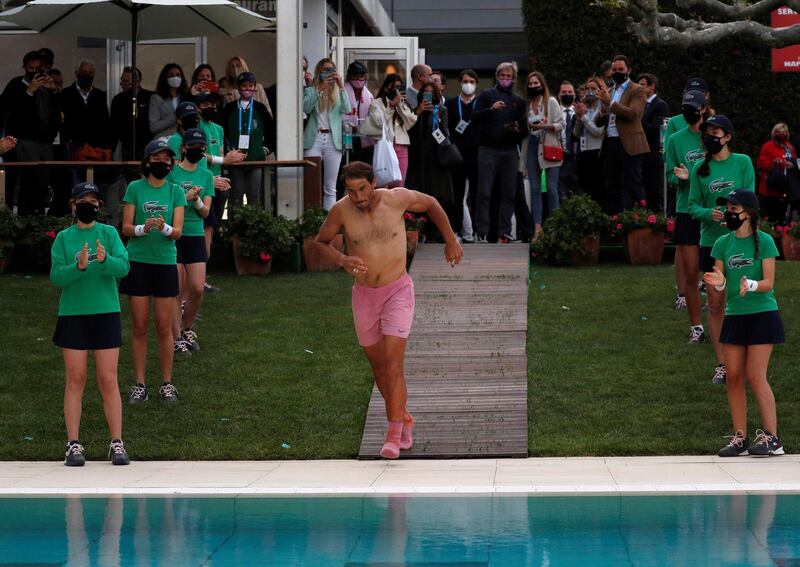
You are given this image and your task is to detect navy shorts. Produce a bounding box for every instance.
[53,312,122,350]
[720,311,785,346]
[176,236,208,264]
[673,213,700,246]
[118,261,179,297]
[699,246,716,273]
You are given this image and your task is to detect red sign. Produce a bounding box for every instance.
[772,7,800,72]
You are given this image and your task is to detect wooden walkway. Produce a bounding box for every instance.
[358,243,529,458]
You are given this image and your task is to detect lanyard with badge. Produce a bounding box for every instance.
[455,97,475,135]
[432,106,446,144]
[238,103,253,150]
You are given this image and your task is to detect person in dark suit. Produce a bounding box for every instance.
[557,81,580,200]
[594,55,650,214]
[638,73,669,212]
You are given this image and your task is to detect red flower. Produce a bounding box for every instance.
[647,215,657,224]
[776,225,784,233]
[666,219,676,233]
[616,223,623,230]
[639,200,647,208]
[404,212,413,220]
[611,214,619,221]
[259,251,272,262]
[47,231,56,239]
[419,216,427,223]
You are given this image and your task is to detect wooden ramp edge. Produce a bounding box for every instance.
[358,243,529,459]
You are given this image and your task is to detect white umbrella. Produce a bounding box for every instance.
[0,0,274,151]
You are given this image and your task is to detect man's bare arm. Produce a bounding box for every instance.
[312,204,368,274]
[392,188,464,265]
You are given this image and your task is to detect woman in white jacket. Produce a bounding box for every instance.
[366,73,417,186]
[521,71,564,240]
[574,76,607,205]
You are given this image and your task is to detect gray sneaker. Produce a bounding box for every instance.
[108,440,130,465]
[688,326,705,344]
[712,364,727,385]
[181,329,200,353]
[159,382,179,403]
[718,431,749,457]
[173,339,192,357]
[64,441,85,467]
[462,233,475,244]
[675,296,687,310]
[128,383,148,405]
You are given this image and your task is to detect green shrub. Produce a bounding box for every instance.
[531,195,609,265]
[223,206,296,262]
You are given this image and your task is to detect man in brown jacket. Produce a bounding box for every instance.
[595,55,650,213]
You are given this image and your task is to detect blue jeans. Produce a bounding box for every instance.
[526,135,560,226]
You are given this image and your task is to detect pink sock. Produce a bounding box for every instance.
[400,411,415,450]
[380,420,403,459]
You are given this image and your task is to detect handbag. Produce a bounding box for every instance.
[766,165,789,194]
[72,143,112,162]
[436,137,463,168]
[372,119,402,187]
[543,144,564,162]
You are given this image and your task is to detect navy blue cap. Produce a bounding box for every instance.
[143,139,176,158]
[684,77,709,94]
[716,189,758,210]
[681,89,705,110]
[175,101,199,118]
[71,182,100,199]
[237,71,256,85]
[195,90,219,103]
[182,128,207,147]
[701,114,733,134]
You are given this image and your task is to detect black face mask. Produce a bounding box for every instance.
[682,107,702,125]
[200,107,218,122]
[76,73,93,88]
[146,161,171,180]
[560,95,575,106]
[74,201,98,224]
[185,147,205,164]
[527,86,543,98]
[612,72,628,86]
[702,133,726,155]
[181,115,200,130]
[724,210,745,231]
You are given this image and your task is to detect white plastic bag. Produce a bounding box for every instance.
[372,119,402,187]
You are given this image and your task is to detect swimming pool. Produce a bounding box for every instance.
[1,494,797,565]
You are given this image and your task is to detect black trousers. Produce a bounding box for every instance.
[758,194,788,224]
[602,137,645,214]
[476,146,517,237]
[558,154,579,200]
[449,149,478,235]
[15,138,53,215]
[643,158,665,212]
[577,149,603,207]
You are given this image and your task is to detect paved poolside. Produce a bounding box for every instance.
[0,456,798,495]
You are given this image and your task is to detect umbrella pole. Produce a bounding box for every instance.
[131,10,138,160]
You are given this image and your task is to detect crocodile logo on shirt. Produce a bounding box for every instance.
[74,248,98,264]
[143,201,168,213]
[210,137,220,146]
[709,178,735,194]
[727,253,753,270]
[685,149,705,164]
[180,182,194,192]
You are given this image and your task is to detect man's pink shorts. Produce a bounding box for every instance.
[351,273,415,347]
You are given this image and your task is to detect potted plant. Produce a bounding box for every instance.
[612,207,668,265]
[778,222,800,261]
[404,212,427,256]
[531,195,609,266]
[12,215,72,272]
[223,206,294,276]
[298,206,345,272]
[0,208,19,274]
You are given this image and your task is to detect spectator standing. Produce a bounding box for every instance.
[599,60,614,88]
[574,76,606,204]
[594,55,650,213]
[557,81,579,200]
[638,73,669,211]
[149,63,190,139]
[471,62,526,243]
[48,69,64,93]
[665,77,711,149]
[189,64,218,99]
[110,67,152,166]
[50,182,130,467]
[431,71,447,98]
[343,60,375,165]
[406,81,454,238]
[444,69,480,242]
[222,72,274,210]
[0,51,61,214]
[303,59,351,210]
[406,64,432,111]
[367,73,417,185]
[755,123,795,224]
[523,71,564,241]
[38,47,55,71]
[220,56,273,116]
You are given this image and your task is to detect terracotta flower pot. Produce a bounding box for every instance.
[406,230,419,255]
[782,232,800,261]
[625,228,665,265]
[303,234,345,272]
[568,236,600,266]
[232,236,272,276]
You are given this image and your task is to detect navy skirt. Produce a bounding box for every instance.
[53,312,122,350]
[720,310,785,346]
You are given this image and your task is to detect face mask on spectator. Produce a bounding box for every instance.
[145,161,171,180]
[527,86,543,98]
[200,107,217,122]
[167,76,183,89]
[702,133,725,155]
[461,83,476,96]
[584,92,598,104]
[349,79,366,89]
[775,132,789,143]
[181,115,199,130]
[186,147,205,164]
[682,107,702,125]
[239,88,255,100]
[612,72,628,85]
[77,73,93,88]
[560,94,574,106]
[497,78,513,89]
[74,202,98,224]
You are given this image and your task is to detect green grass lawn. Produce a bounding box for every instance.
[528,263,800,456]
[2,261,798,461]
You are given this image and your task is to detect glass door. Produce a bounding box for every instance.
[331,36,422,93]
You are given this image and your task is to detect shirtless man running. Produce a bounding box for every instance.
[312,161,464,459]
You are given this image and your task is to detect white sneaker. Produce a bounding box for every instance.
[462,233,475,243]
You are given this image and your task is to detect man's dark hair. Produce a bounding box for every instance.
[23,51,42,66]
[612,54,631,68]
[431,71,447,85]
[560,80,574,88]
[48,68,63,77]
[341,161,375,185]
[37,47,54,67]
[460,69,478,82]
[599,60,612,73]
[410,64,428,81]
[123,66,143,82]
[637,73,658,88]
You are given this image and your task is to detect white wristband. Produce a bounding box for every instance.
[714,276,727,292]
[746,279,759,292]
[193,199,205,210]
[134,224,146,237]
[161,223,174,237]
[212,155,224,165]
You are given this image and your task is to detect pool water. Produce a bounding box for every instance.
[0,495,798,566]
